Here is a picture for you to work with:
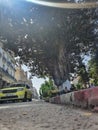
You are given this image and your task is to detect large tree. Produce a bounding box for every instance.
[0,0,97,86]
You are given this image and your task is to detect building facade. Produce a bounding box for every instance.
[58,79,71,92]
[15,65,32,86]
[0,42,16,88]
[15,65,39,99]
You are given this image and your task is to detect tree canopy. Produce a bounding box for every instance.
[0,0,98,86]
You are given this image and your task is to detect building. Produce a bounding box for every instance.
[72,76,80,86]
[15,65,32,86]
[0,42,16,88]
[15,64,39,98]
[59,79,71,91]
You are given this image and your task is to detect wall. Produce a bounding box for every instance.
[49,87,98,109]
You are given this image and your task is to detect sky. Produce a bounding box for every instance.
[31,76,47,93]
[22,64,47,94]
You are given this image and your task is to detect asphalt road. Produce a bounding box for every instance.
[0,100,98,130]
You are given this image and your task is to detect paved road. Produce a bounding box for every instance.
[0,100,98,130]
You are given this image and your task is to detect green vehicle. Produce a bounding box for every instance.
[0,83,33,103]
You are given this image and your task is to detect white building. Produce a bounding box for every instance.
[0,42,16,87]
[59,79,71,91]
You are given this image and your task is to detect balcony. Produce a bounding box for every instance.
[7,61,11,66]
[0,67,16,82]
[2,56,6,63]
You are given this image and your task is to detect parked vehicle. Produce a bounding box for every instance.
[0,83,32,103]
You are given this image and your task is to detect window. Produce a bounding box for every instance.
[26,85,30,89]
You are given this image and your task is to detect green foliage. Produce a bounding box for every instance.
[39,79,55,99]
[0,1,97,86]
[76,83,82,90]
[77,64,89,87]
[88,58,98,86]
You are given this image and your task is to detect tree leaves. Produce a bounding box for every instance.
[0,0,97,86]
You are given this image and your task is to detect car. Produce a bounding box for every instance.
[0,83,33,103]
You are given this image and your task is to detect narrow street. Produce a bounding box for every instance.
[0,100,98,130]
